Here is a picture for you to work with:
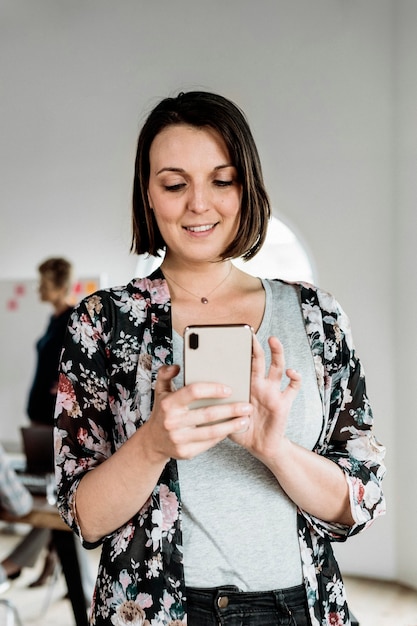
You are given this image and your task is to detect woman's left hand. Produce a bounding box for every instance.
[229,335,301,465]
[231,335,354,526]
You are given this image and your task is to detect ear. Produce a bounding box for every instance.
[147,189,153,210]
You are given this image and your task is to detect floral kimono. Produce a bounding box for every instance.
[54,268,385,626]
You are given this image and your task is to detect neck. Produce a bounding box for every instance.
[161,260,234,304]
[53,300,70,316]
[162,257,232,279]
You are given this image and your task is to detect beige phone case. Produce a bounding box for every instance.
[183,324,253,410]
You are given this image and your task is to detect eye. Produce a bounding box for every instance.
[213,180,234,187]
[164,183,186,192]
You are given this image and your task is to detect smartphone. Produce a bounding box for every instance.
[183,324,253,410]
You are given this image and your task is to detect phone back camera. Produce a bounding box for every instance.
[189,333,199,350]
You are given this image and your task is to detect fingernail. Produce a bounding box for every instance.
[235,418,249,433]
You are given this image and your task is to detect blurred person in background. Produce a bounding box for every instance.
[24,257,75,587]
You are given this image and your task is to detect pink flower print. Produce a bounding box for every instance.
[136,593,153,609]
[327,612,344,626]
[155,346,170,364]
[119,569,132,591]
[77,427,89,445]
[63,457,78,477]
[338,457,352,471]
[351,477,365,505]
[159,485,179,531]
[58,373,76,400]
[56,374,81,417]
[147,278,170,304]
[162,590,175,611]
[111,523,136,560]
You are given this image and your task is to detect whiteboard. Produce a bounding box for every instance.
[0,276,101,446]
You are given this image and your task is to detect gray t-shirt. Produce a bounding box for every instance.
[174,279,323,590]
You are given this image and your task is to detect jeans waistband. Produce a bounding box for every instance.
[186,583,306,609]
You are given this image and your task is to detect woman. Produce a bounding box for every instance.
[21,257,75,587]
[27,257,74,427]
[24,257,93,626]
[0,259,75,588]
[55,92,386,626]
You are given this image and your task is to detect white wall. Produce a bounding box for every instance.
[393,0,417,590]
[0,0,410,586]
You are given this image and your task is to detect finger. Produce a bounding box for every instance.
[267,336,285,381]
[189,413,251,444]
[159,382,237,431]
[284,368,302,396]
[191,401,252,429]
[171,414,251,460]
[181,381,233,408]
[250,334,266,377]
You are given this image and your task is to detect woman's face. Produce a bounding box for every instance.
[147,124,242,266]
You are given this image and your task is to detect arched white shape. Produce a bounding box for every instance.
[135,215,316,285]
[232,215,316,284]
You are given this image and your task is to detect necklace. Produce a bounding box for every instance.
[162,264,233,304]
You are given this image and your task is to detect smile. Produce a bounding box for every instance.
[184,224,216,233]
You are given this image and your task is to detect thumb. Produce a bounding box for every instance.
[155,364,180,392]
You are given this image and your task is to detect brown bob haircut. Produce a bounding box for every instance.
[131,91,271,261]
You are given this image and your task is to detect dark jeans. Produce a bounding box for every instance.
[185,584,311,626]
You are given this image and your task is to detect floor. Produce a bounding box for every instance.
[1,525,417,626]
[345,576,417,626]
[0,524,100,626]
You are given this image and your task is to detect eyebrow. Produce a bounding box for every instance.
[155,164,235,176]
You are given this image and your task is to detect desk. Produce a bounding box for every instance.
[0,497,89,626]
[0,496,69,531]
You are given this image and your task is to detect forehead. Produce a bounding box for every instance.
[149,124,232,166]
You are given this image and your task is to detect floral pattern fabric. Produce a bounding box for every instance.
[54,268,385,626]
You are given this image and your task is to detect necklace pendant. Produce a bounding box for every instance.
[201,297,209,304]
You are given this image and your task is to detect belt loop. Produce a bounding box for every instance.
[273,588,293,621]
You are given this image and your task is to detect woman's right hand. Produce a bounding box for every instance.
[75,364,251,542]
[144,364,252,462]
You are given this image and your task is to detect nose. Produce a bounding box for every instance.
[187,182,210,213]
